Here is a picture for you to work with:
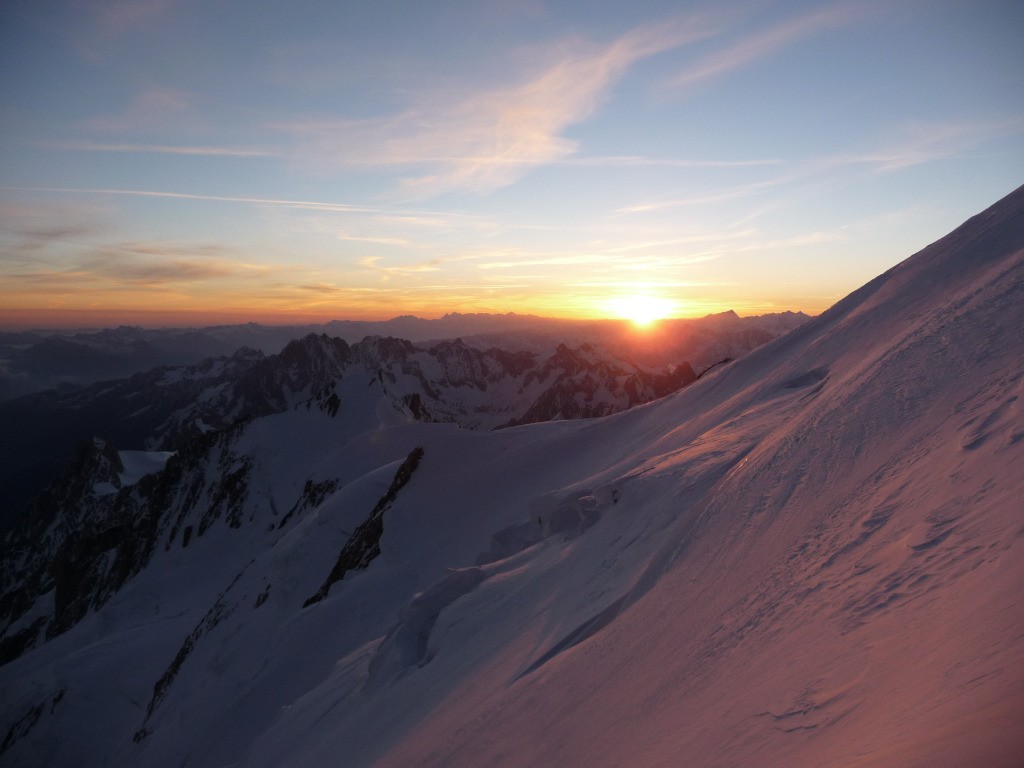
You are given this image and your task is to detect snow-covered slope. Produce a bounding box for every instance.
[1,186,1023,766]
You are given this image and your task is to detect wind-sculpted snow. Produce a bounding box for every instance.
[1,186,1023,767]
[364,566,488,694]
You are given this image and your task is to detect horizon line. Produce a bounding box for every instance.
[0,306,812,332]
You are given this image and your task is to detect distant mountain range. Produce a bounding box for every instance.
[0,312,807,532]
[0,310,808,401]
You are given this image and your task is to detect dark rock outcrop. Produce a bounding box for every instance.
[304,446,425,607]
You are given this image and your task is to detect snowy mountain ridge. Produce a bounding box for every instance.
[1,186,1022,766]
[0,310,809,401]
[0,326,753,531]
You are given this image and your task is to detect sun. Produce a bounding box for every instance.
[606,295,676,328]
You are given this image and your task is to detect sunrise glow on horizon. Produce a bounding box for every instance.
[1,1,1022,329]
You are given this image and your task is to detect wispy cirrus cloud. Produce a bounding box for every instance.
[6,241,253,288]
[618,177,794,213]
[557,155,781,168]
[359,256,444,278]
[0,201,110,267]
[296,283,346,295]
[83,86,195,134]
[664,2,872,91]
[86,0,178,38]
[1,222,103,260]
[474,238,727,273]
[71,0,180,63]
[277,12,729,198]
[478,253,611,270]
[595,232,753,253]
[618,115,1024,217]
[819,116,1024,173]
[79,242,245,285]
[0,200,262,292]
[5,186,379,215]
[336,234,411,246]
[4,187,494,229]
[44,141,273,158]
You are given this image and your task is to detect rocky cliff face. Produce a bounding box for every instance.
[0,335,356,526]
[507,344,697,427]
[0,426,254,663]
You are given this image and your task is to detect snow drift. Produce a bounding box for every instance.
[1,185,1023,766]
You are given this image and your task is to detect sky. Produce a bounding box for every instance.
[1,0,1022,328]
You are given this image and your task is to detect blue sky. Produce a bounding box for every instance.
[1,0,1022,326]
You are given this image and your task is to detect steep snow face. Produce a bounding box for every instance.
[1,187,1023,767]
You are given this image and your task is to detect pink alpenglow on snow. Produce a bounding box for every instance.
[1,186,1023,766]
